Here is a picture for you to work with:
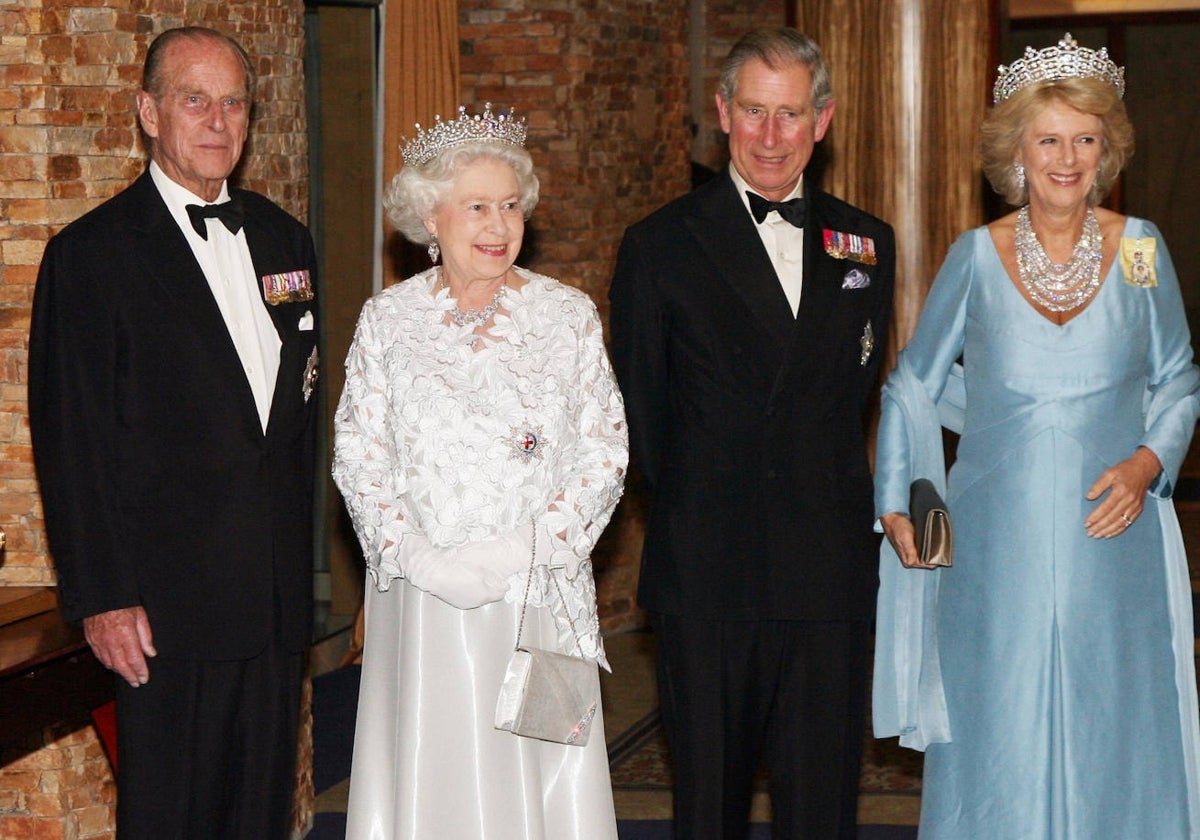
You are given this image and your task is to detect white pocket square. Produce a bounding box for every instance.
[842,269,871,290]
[298,311,314,331]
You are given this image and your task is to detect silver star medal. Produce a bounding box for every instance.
[302,348,319,402]
[859,319,874,367]
[506,424,546,463]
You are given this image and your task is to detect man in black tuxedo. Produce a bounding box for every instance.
[610,27,895,840]
[29,27,317,839]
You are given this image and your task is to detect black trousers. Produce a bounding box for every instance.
[113,636,304,840]
[650,612,870,840]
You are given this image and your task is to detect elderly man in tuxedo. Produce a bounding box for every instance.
[29,27,318,839]
[610,27,895,840]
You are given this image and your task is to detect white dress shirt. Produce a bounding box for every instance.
[150,161,281,432]
[730,164,806,316]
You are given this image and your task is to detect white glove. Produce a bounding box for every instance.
[404,525,534,610]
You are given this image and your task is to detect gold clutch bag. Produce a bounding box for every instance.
[910,478,953,567]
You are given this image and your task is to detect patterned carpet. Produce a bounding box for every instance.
[607,709,923,797]
[599,630,923,831]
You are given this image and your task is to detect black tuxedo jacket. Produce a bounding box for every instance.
[610,170,894,622]
[29,171,317,659]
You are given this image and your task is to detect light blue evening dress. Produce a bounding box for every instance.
[874,218,1200,839]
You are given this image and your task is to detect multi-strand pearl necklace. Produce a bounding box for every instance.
[1014,206,1103,312]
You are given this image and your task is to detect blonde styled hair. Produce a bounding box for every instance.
[980,76,1133,206]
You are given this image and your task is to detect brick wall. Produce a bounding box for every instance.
[2,0,792,638]
[459,0,692,317]
[458,0,693,632]
[0,1,307,834]
[693,0,789,171]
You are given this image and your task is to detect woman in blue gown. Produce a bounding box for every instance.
[873,34,1200,839]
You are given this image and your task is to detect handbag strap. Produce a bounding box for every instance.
[514,520,587,658]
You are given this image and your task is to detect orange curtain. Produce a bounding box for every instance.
[793,0,992,351]
[381,0,460,287]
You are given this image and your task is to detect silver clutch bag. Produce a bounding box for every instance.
[495,646,598,746]
[910,478,953,567]
[494,522,599,746]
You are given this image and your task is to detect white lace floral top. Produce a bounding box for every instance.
[332,266,628,665]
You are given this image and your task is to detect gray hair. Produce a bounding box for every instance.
[383,142,540,245]
[718,28,832,114]
[143,27,257,103]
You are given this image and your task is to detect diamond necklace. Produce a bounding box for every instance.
[443,272,507,327]
[1014,206,1103,312]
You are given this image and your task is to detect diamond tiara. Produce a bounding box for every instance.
[993,33,1125,104]
[401,102,528,167]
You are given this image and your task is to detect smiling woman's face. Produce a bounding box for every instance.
[1017,99,1104,214]
[426,157,525,289]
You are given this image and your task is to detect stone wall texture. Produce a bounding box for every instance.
[0,722,116,840]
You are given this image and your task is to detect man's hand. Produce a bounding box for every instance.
[83,606,156,687]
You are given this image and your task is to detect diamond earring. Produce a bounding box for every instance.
[1014,162,1026,192]
[427,236,440,264]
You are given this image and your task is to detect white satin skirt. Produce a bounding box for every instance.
[345,578,618,840]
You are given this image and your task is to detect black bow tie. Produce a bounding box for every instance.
[747,192,806,228]
[185,197,244,240]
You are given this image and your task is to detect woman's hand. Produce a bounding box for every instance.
[405,543,511,609]
[404,526,534,610]
[1084,446,1161,539]
[880,511,939,570]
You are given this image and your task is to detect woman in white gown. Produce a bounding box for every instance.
[333,103,628,840]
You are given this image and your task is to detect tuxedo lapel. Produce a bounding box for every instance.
[242,210,295,343]
[771,188,848,397]
[683,174,795,350]
[240,203,317,438]
[125,174,269,439]
[797,188,843,336]
[128,176,230,335]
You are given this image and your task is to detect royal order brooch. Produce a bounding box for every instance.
[505,424,546,463]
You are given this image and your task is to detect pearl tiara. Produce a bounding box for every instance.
[993,33,1125,104]
[400,102,528,168]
